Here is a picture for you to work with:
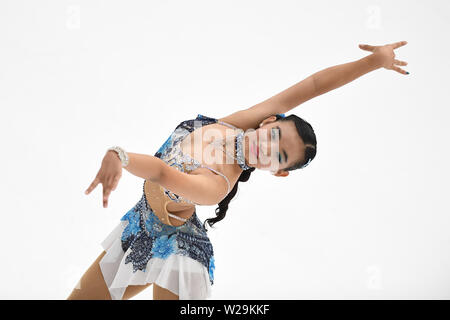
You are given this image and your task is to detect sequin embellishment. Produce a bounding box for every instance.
[118,114,224,285]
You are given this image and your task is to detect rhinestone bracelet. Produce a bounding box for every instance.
[107,146,129,167]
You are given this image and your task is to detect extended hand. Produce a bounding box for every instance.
[359,41,409,75]
[85,151,123,208]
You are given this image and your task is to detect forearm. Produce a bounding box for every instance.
[312,53,381,97]
[121,152,163,182]
[272,53,382,111]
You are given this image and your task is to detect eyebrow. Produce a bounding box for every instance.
[275,125,288,163]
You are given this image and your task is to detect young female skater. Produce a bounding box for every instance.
[67,41,408,300]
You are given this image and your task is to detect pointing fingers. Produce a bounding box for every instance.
[103,186,111,208]
[394,59,408,66]
[85,177,99,195]
[392,65,408,75]
[390,40,408,49]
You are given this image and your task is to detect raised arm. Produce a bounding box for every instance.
[274,41,409,110]
[219,41,408,131]
[273,53,381,110]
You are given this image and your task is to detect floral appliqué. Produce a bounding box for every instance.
[151,234,177,259]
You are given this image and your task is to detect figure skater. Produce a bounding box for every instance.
[67,41,408,300]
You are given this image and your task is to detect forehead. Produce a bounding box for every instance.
[267,120,305,167]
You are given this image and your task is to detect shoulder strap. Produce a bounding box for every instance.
[217,120,238,130]
[167,212,188,222]
[200,165,231,194]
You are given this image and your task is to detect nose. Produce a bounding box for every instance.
[259,130,277,158]
[260,140,269,157]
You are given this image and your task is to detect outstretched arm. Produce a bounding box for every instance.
[273,52,381,110]
[219,41,408,131]
[124,152,228,205]
[84,151,228,208]
[273,41,409,111]
[84,151,166,208]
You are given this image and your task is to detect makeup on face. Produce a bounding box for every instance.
[247,128,279,168]
[249,125,283,168]
[271,127,281,163]
[250,130,259,159]
[250,140,258,158]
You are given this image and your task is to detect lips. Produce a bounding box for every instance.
[256,131,260,158]
[250,132,259,159]
[251,141,258,159]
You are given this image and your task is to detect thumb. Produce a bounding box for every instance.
[359,44,375,52]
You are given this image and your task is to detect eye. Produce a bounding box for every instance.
[271,128,281,162]
[271,128,279,139]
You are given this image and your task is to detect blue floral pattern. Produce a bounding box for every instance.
[120,207,142,253]
[156,134,173,156]
[151,235,177,259]
[208,256,215,283]
[118,114,218,285]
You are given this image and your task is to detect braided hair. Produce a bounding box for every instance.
[203,113,317,231]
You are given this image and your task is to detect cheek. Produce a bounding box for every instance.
[255,129,261,145]
[251,132,258,158]
[248,130,258,144]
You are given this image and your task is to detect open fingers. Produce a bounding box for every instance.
[103,184,112,208]
[111,176,121,191]
[392,65,408,75]
[359,44,376,52]
[394,59,408,66]
[85,177,100,195]
[102,176,120,208]
[390,40,407,49]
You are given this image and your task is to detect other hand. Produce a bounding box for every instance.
[84,151,122,208]
[359,41,409,75]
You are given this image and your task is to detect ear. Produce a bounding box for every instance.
[272,170,289,177]
[259,115,278,128]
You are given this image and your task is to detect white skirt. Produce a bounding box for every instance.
[99,220,213,300]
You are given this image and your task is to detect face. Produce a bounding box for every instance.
[243,116,306,176]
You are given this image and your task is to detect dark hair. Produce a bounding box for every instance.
[203,113,317,231]
[276,113,317,171]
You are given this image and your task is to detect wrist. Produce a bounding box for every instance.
[106,149,120,159]
[107,146,129,167]
[366,53,383,70]
[106,150,122,164]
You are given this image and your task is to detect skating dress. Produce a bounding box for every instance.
[98,114,238,300]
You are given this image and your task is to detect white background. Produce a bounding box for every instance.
[1,0,449,299]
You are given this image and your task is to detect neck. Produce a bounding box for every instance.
[242,133,252,168]
[236,131,252,170]
[212,131,252,170]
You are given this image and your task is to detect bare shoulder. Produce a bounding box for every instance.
[218,98,284,132]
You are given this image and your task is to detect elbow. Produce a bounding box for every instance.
[149,157,164,183]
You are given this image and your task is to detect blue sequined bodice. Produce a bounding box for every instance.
[152,114,222,205]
